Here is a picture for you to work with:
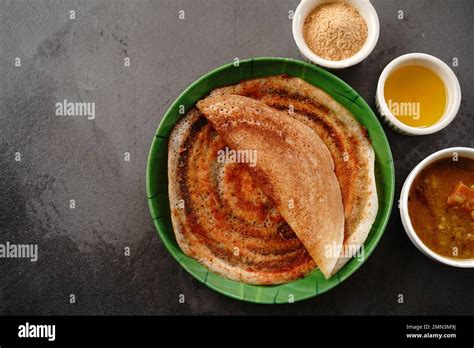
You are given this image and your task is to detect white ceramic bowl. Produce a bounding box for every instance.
[400,147,474,268]
[376,53,462,135]
[292,0,380,69]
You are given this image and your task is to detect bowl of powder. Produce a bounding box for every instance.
[293,0,379,69]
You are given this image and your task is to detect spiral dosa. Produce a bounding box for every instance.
[168,109,316,284]
[197,95,345,278]
[168,75,378,283]
[210,76,378,276]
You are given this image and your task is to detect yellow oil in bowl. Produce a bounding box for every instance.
[384,65,447,128]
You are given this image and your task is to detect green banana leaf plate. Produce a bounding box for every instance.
[146,57,394,304]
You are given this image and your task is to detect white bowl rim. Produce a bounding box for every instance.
[292,0,380,69]
[399,147,474,268]
[376,53,462,135]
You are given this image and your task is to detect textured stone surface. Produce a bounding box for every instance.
[0,0,472,315]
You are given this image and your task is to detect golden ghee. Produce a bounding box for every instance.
[384,65,447,128]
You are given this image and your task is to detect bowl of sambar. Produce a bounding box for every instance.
[400,147,474,267]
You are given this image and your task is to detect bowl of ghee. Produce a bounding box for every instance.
[376,53,461,135]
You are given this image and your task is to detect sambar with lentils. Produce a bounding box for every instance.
[408,156,474,259]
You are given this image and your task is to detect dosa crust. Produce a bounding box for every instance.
[210,76,378,275]
[197,95,345,278]
[168,109,316,285]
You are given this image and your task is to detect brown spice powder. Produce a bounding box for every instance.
[303,2,368,61]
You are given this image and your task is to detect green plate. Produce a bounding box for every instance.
[146,57,394,304]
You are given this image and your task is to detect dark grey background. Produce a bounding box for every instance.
[0,0,473,315]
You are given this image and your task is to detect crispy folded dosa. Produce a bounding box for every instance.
[168,109,316,285]
[168,75,378,283]
[197,95,345,278]
[210,76,378,275]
